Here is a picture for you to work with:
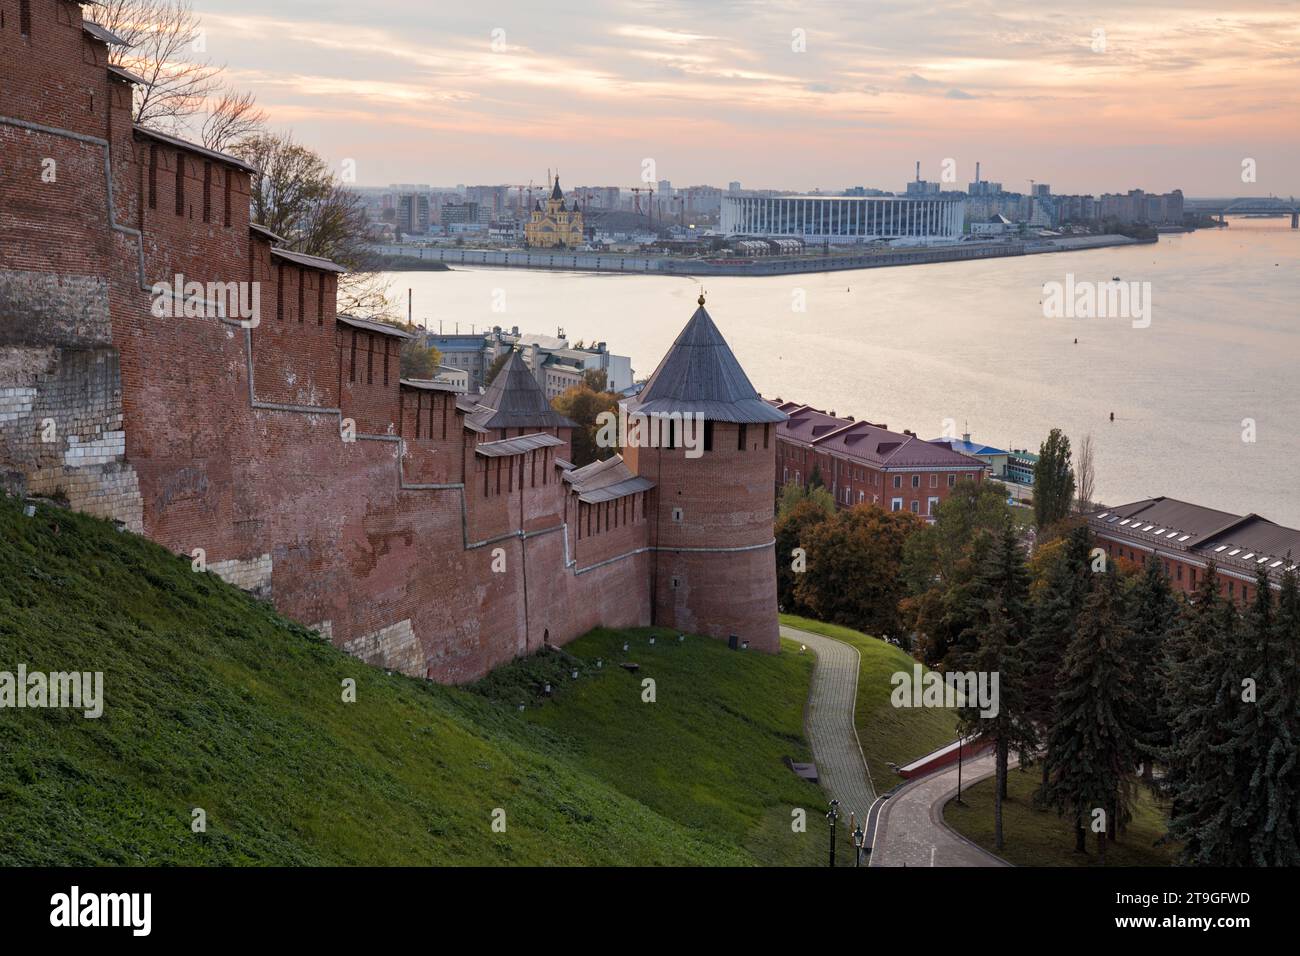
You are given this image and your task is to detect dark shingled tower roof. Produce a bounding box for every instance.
[466,350,576,431]
[626,296,787,424]
[551,177,564,201]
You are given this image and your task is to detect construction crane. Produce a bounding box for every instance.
[506,180,535,218]
[630,185,655,226]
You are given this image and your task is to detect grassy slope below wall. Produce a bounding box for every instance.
[779,614,958,791]
[0,494,826,866]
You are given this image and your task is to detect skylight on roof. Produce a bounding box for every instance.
[1178,535,1191,542]
[1097,512,1110,519]
[1153,528,1166,535]
[1228,549,1241,556]
[1108,515,1120,522]
[1142,525,1155,532]
[1271,560,1284,568]
[1166,531,1179,538]
[1242,553,1255,560]
[1257,556,1270,564]
[1119,519,1131,526]
[1215,545,1228,552]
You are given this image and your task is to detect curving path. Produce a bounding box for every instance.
[782,625,877,829]
[869,752,1012,867]
[784,622,1009,867]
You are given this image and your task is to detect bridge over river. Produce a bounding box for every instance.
[1185,196,1299,227]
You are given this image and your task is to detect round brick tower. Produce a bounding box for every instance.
[622,296,787,652]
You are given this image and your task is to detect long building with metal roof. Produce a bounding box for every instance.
[1087,497,1300,602]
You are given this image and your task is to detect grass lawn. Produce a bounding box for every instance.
[944,766,1177,866]
[0,493,826,866]
[472,629,828,866]
[779,614,958,792]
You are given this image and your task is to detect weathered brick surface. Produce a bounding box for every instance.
[0,0,780,682]
[0,270,111,347]
[625,421,781,652]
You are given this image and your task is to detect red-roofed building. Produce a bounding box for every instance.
[771,400,986,518]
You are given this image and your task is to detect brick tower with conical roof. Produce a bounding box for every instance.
[622,296,787,652]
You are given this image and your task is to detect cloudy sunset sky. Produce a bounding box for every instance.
[187,0,1300,196]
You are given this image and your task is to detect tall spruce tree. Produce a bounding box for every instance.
[1163,565,1251,865]
[948,522,1036,851]
[1261,565,1300,863]
[1124,553,1180,787]
[1043,568,1139,860]
[1024,523,1095,799]
[1230,566,1300,865]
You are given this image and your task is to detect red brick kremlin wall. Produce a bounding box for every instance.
[1,0,775,679]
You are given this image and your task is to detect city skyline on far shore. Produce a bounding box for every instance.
[181,0,1300,196]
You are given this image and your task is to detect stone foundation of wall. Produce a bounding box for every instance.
[342,619,424,677]
[0,336,143,533]
[208,553,274,598]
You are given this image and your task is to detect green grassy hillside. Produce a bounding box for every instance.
[779,614,958,790]
[0,493,826,866]
[945,768,1176,867]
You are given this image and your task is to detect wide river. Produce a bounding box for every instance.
[383,218,1300,525]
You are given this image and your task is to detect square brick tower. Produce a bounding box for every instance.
[622,296,787,652]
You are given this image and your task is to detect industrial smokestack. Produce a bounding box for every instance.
[976,161,981,184]
[915,160,921,182]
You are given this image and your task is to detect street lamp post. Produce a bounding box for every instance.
[826,800,840,867]
[955,735,964,805]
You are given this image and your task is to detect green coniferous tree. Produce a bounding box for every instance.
[1262,565,1300,863]
[1231,566,1300,865]
[1024,524,1094,799]
[1163,565,1251,865]
[1043,568,1139,860]
[947,522,1036,851]
[1124,553,1180,788]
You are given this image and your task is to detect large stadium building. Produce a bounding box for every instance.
[721,195,966,244]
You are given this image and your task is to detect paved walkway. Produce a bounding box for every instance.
[782,625,876,828]
[870,751,1011,867]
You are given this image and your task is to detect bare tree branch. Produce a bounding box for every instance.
[94,0,221,132]
[233,133,390,317]
[200,86,266,151]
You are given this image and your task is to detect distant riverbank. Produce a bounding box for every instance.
[368,253,451,272]
[370,234,1149,277]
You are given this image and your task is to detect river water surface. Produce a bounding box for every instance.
[383,218,1300,525]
